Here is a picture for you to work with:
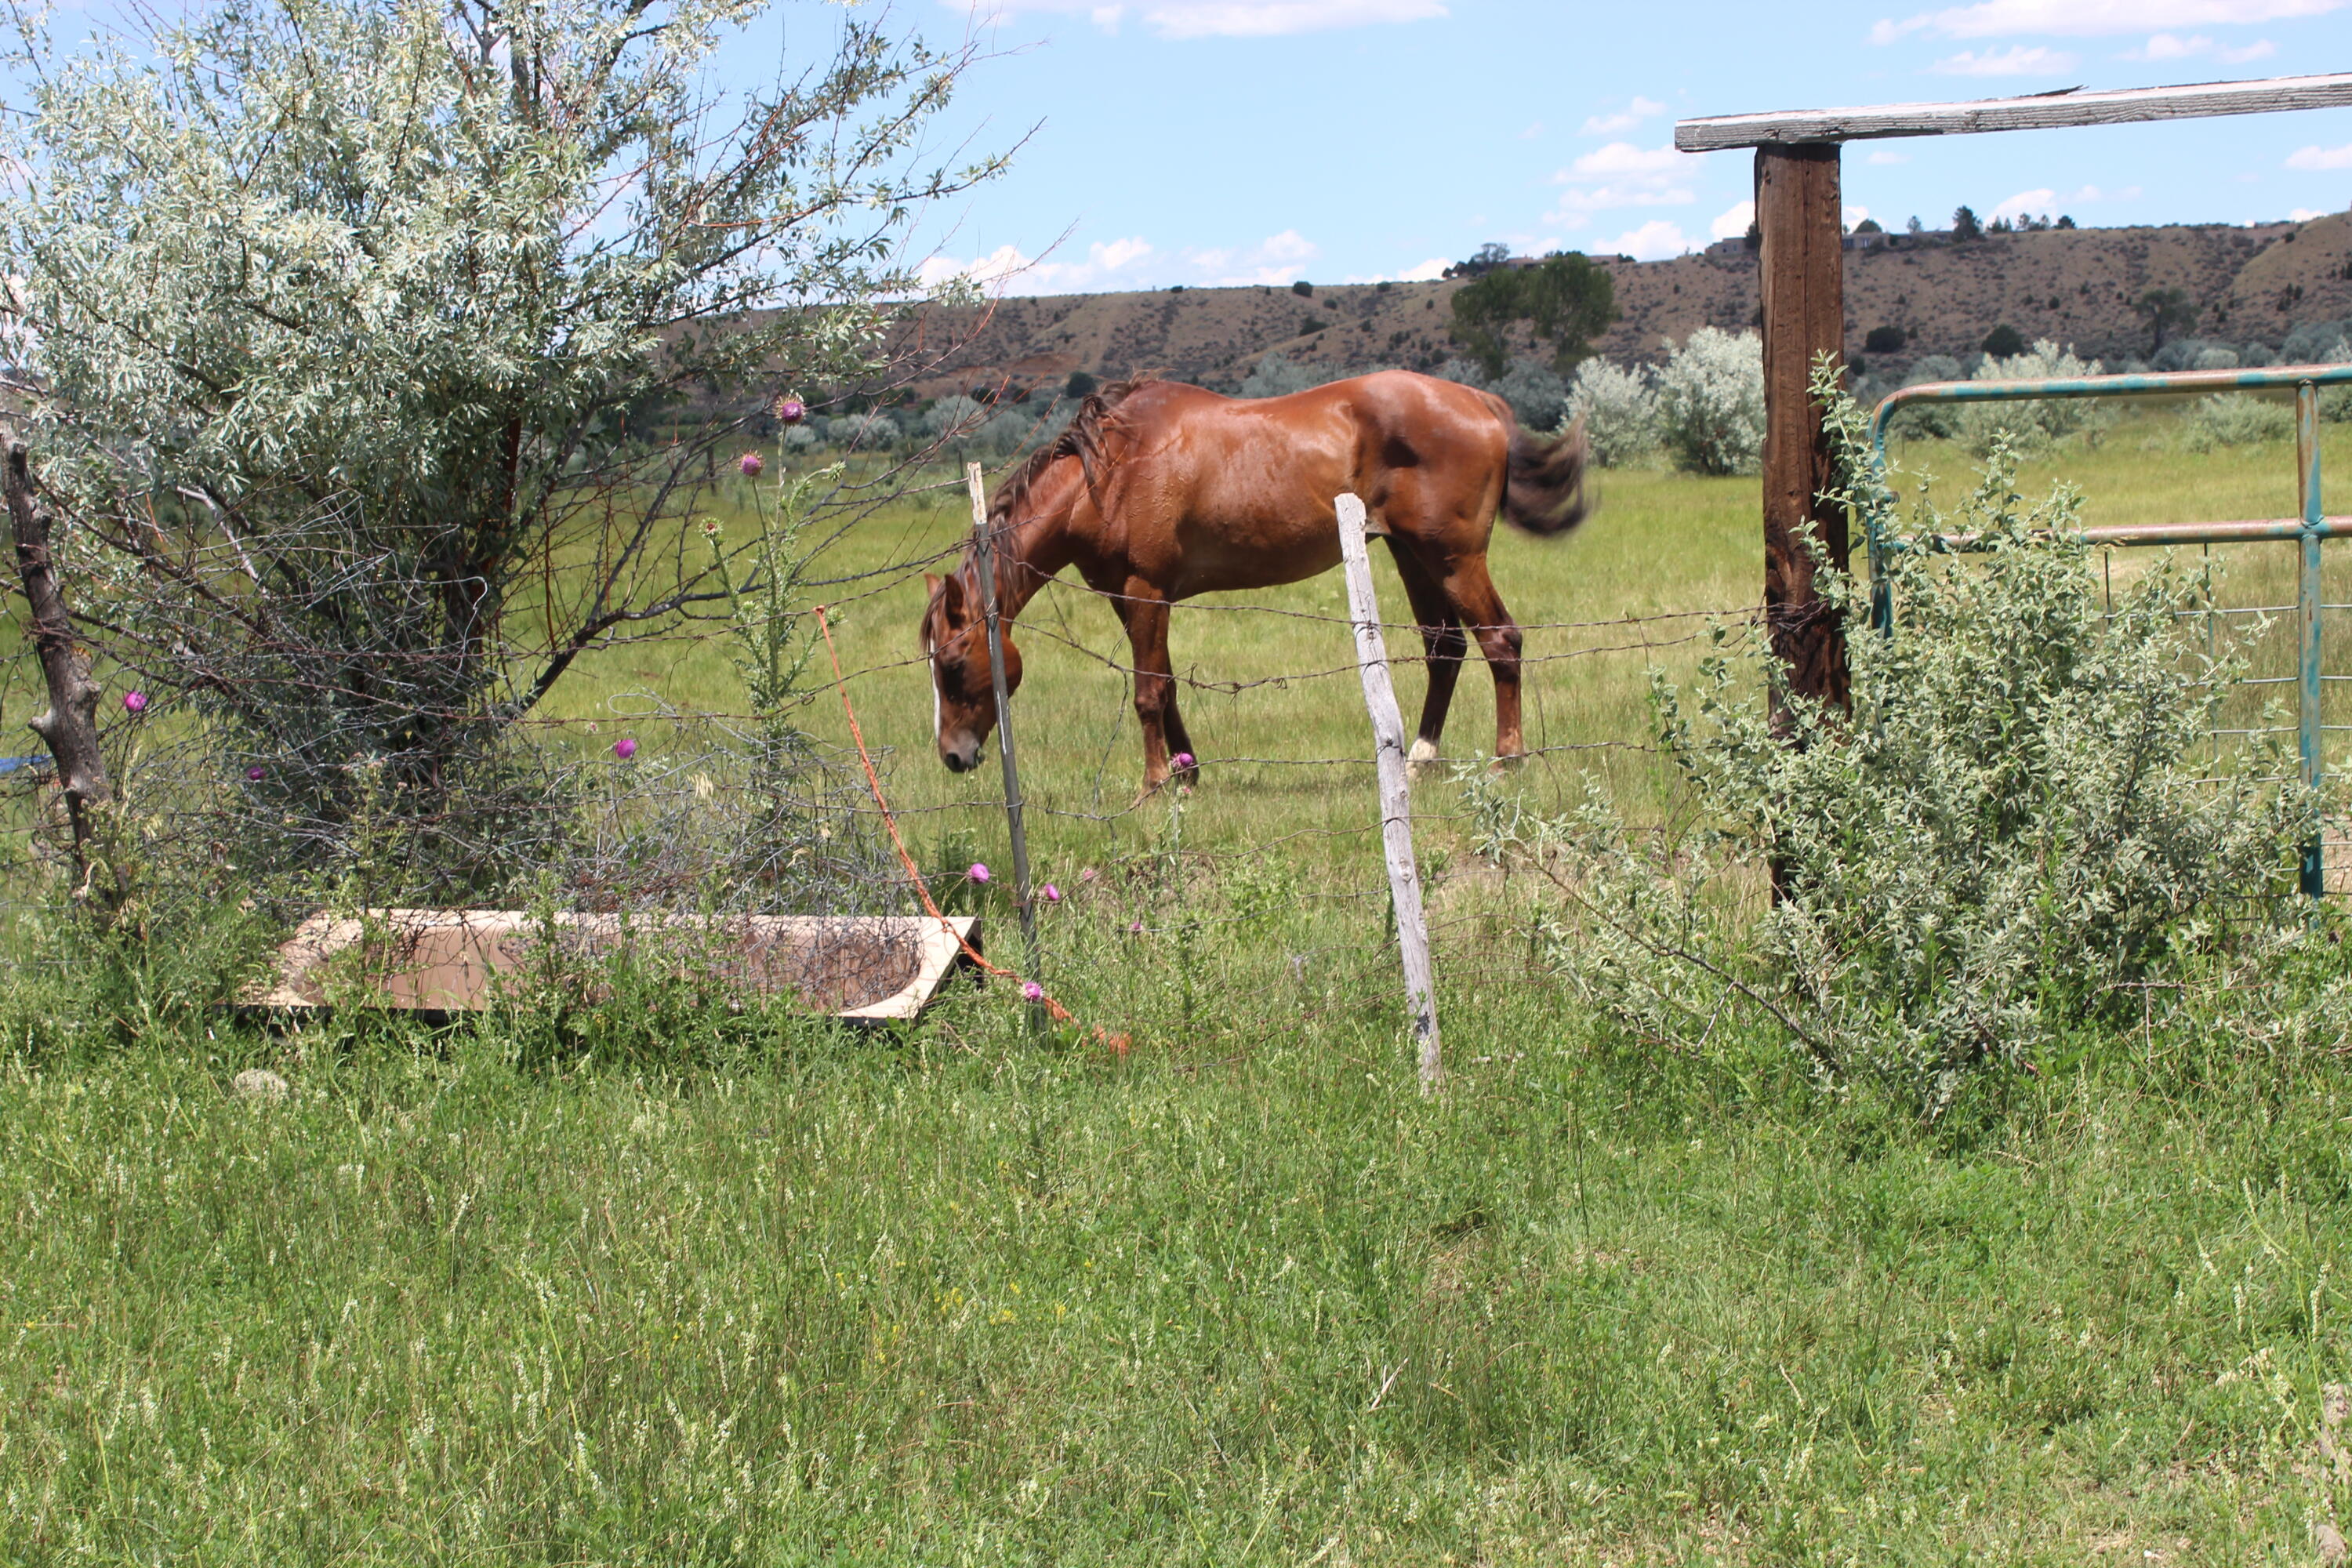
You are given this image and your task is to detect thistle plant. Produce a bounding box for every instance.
[703,463,837,800]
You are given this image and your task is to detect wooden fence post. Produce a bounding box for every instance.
[1755,140,1851,717]
[1335,492,1442,1092]
[967,463,1042,1016]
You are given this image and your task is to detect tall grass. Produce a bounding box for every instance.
[5,967,2351,1561]
[5,408,2352,1561]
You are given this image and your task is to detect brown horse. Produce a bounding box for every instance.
[920,371,1592,791]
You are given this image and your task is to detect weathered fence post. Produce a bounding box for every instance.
[2298,379,2326,895]
[3,437,127,917]
[967,462,1044,1011]
[1335,492,1442,1092]
[1755,140,1851,718]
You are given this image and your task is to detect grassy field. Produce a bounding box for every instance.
[527,407,2352,891]
[6,411,2352,1563]
[5,959,2351,1562]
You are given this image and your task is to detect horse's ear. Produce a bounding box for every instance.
[924,572,942,600]
[938,572,967,615]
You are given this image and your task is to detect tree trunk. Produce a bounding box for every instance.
[5,438,129,916]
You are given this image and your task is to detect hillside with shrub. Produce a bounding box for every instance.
[878,212,2352,409]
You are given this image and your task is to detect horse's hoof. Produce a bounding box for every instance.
[1490,750,1528,773]
[1406,739,1439,781]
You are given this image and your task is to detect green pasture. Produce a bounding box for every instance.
[543,406,2352,886]
[5,943,2352,1562]
[7,408,2352,1563]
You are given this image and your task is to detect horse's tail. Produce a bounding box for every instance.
[1498,413,1594,539]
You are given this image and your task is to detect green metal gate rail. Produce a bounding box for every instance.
[1867,361,2352,895]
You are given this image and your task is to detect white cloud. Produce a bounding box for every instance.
[1256,229,1316,263]
[1547,141,1693,225]
[1928,44,2079,72]
[1580,96,1667,136]
[1711,200,1755,241]
[1519,122,1544,139]
[1548,186,1693,222]
[1982,183,2137,216]
[965,0,1447,36]
[2126,30,2278,57]
[1871,0,2339,42]
[1866,148,1911,164]
[2291,206,2333,220]
[1561,142,1682,180]
[1396,256,1450,281]
[1844,205,1873,230]
[924,228,1348,294]
[2288,143,2352,170]
[916,235,1157,296]
[1597,220,1695,261]
[1186,229,1324,285]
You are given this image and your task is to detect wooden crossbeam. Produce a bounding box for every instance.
[1676,73,2352,152]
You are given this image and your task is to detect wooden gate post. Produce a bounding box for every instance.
[1755,141,1851,715]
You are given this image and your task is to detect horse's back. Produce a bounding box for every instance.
[1092,372,1514,596]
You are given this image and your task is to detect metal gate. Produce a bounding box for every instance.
[1867,361,2352,895]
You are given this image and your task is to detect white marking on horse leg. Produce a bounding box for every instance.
[1406,736,1439,779]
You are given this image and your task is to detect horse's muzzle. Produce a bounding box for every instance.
[942,743,982,773]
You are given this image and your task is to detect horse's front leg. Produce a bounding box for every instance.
[1116,588,1182,792]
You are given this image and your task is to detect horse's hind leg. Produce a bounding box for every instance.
[1440,555,1528,762]
[1381,539,1468,777]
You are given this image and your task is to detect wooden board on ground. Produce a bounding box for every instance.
[252,909,981,1022]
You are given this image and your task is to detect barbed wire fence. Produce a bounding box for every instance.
[0,417,2332,1068]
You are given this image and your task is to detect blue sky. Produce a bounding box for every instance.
[887,0,2352,292]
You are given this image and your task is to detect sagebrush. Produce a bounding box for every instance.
[1467,372,2313,1115]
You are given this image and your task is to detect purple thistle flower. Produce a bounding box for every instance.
[1171,751,1196,771]
[739,451,764,479]
[1040,884,1061,904]
[775,398,808,425]
[245,764,267,782]
[1021,980,1044,1003]
[613,737,638,760]
[1128,920,1145,935]
[122,691,147,713]
[1080,866,1098,884]
[968,862,990,884]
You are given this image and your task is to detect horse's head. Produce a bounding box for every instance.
[920,567,1023,773]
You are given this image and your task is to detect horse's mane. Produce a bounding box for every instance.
[923,379,1157,644]
[985,376,1156,529]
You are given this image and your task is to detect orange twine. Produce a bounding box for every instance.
[815,604,1083,1029]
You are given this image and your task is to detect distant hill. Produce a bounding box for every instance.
[887,214,2352,401]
